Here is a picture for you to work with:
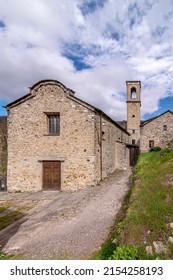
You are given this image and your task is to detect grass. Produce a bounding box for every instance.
[0,251,8,260]
[124,150,173,246]
[0,210,25,231]
[0,202,36,231]
[93,146,173,260]
[0,201,15,213]
[0,251,25,260]
[0,201,37,260]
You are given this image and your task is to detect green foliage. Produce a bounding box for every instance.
[160,148,173,163]
[123,148,173,259]
[0,210,25,230]
[0,206,7,213]
[0,166,7,175]
[149,146,161,152]
[167,140,173,150]
[0,251,18,260]
[116,221,125,235]
[92,238,117,260]
[14,190,22,193]
[93,144,173,260]
[110,245,140,260]
[130,174,138,182]
[0,251,7,260]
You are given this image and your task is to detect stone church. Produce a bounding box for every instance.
[4,80,173,192]
[126,81,173,152]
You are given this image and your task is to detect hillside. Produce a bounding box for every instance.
[94,143,173,260]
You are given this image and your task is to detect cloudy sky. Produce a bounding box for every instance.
[0,0,173,120]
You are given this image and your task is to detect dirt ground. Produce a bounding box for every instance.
[0,169,131,259]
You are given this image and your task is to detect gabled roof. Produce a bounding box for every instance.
[5,79,129,135]
[5,93,31,108]
[141,110,173,126]
[6,80,75,109]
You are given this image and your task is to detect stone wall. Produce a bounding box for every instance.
[94,113,101,184]
[126,81,141,146]
[94,114,130,181]
[7,82,96,192]
[7,80,131,192]
[101,116,129,178]
[115,142,130,170]
[140,111,173,152]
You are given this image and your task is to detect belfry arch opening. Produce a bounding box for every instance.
[131,87,137,98]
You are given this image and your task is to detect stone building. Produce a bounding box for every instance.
[126,81,141,146]
[6,80,130,192]
[5,79,173,192]
[140,110,173,152]
[126,81,173,152]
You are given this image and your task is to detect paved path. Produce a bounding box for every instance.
[0,169,131,259]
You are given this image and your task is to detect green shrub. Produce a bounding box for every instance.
[160,147,173,162]
[110,245,140,260]
[0,251,7,260]
[149,146,161,152]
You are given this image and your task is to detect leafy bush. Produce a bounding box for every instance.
[110,245,141,260]
[149,146,161,152]
[0,251,7,260]
[160,147,173,162]
[160,147,171,156]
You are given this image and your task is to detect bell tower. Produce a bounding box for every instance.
[126,81,141,146]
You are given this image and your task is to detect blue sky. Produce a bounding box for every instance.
[0,0,173,120]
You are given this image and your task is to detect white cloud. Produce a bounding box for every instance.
[0,0,173,120]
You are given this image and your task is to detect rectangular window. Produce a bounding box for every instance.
[132,139,135,145]
[149,140,154,148]
[163,125,167,131]
[132,129,135,134]
[47,114,60,135]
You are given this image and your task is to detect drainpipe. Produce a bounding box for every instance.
[100,114,103,180]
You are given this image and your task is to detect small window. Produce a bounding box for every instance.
[47,114,60,135]
[149,140,154,148]
[163,125,167,131]
[132,115,135,118]
[132,139,136,145]
[132,129,135,134]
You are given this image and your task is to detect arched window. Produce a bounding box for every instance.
[131,87,137,98]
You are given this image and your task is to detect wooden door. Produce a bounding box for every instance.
[43,161,61,190]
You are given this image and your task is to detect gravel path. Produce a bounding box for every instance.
[0,169,131,259]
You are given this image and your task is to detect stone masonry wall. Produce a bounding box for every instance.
[94,114,130,180]
[94,113,101,184]
[127,102,141,146]
[141,111,173,152]
[7,82,96,192]
[115,142,129,170]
